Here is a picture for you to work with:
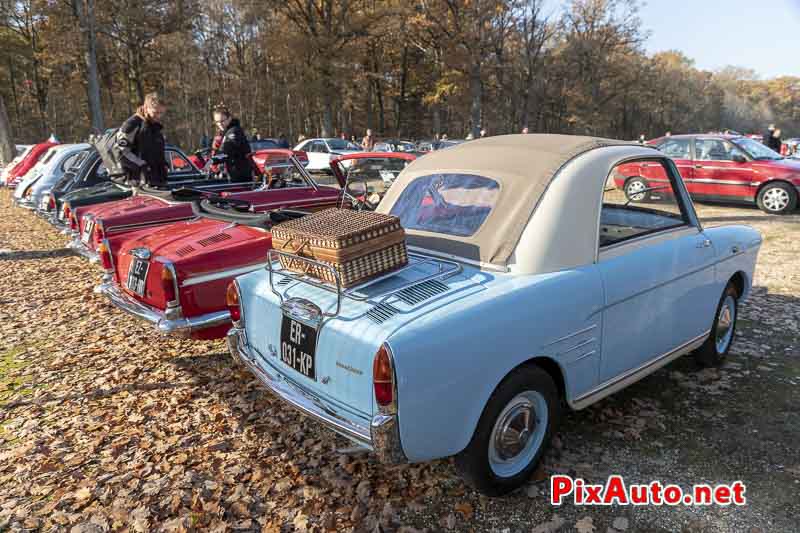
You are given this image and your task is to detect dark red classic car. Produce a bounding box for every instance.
[70,150,313,262]
[95,152,418,340]
[615,134,800,214]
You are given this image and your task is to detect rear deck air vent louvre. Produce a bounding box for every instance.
[395,279,450,306]
[197,232,232,247]
[366,302,399,324]
[175,245,195,257]
[277,277,292,286]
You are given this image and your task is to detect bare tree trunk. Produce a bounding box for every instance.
[0,96,14,163]
[469,61,482,138]
[74,0,105,133]
[7,59,21,132]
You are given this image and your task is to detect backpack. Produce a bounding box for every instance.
[92,128,129,178]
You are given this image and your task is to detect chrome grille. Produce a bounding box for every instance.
[395,279,450,306]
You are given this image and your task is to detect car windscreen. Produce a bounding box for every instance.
[327,139,361,151]
[389,173,499,237]
[733,137,782,160]
[250,139,281,150]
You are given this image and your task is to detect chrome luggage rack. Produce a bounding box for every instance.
[266,249,462,318]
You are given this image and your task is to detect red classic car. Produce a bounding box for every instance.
[4,141,59,187]
[615,134,800,214]
[94,152,417,340]
[70,150,312,262]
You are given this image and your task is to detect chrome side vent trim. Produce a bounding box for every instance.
[395,279,449,306]
[366,302,399,324]
[197,232,232,247]
[175,245,196,257]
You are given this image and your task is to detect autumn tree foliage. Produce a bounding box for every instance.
[1,0,798,149]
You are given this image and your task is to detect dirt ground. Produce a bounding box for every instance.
[0,188,797,532]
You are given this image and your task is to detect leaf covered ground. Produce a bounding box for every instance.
[0,189,798,532]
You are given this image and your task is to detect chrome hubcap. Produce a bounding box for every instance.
[488,391,548,478]
[715,295,736,353]
[763,188,790,211]
[626,180,646,201]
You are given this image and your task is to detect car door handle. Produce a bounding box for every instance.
[694,164,704,169]
[731,245,741,254]
[696,239,712,248]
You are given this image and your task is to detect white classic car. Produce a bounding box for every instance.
[293,138,364,172]
[227,134,761,495]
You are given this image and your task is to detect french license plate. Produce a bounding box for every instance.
[280,316,317,380]
[81,219,95,244]
[126,258,149,297]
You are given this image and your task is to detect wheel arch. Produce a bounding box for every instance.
[728,270,749,300]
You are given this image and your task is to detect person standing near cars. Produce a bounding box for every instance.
[763,124,776,147]
[362,129,375,151]
[115,92,168,187]
[213,104,253,182]
[770,128,783,154]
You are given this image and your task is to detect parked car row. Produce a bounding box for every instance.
[10,134,761,496]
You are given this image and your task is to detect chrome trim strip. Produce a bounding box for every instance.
[106,216,195,233]
[573,349,596,363]
[562,338,596,355]
[684,178,752,186]
[544,324,598,347]
[98,282,229,336]
[181,262,269,287]
[570,330,709,410]
[67,238,99,263]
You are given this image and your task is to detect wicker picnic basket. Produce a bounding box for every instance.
[271,208,408,287]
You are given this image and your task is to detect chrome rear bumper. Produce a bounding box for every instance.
[226,326,407,464]
[67,238,99,262]
[97,282,230,337]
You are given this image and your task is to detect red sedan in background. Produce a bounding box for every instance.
[616,134,800,214]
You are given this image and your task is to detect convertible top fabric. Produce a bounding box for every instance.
[377,134,631,266]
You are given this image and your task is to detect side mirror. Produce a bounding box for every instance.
[732,154,747,163]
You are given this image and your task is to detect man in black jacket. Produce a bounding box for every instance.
[115,92,169,187]
[213,105,253,182]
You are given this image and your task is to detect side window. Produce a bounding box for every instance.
[600,160,690,248]
[657,139,691,159]
[317,141,329,153]
[695,139,733,161]
[166,150,193,174]
[61,153,78,172]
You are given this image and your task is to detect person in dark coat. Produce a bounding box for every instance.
[213,104,253,182]
[763,124,776,147]
[277,133,290,149]
[768,128,783,153]
[115,92,169,187]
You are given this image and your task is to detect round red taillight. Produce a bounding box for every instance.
[48,195,55,210]
[226,281,241,322]
[373,344,394,407]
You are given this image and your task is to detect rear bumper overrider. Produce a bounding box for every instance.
[98,281,230,337]
[226,326,407,464]
[67,238,99,262]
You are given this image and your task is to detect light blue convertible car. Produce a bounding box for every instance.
[227,134,761,495]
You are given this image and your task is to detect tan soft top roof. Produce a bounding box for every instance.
[377,134,630,266]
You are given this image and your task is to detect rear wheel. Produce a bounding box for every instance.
[694,283,739,367]
[756,182,797,214]
[624,177,649,202]
[454,365,559,496]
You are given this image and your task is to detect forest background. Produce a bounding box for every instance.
[1,0,798,154]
